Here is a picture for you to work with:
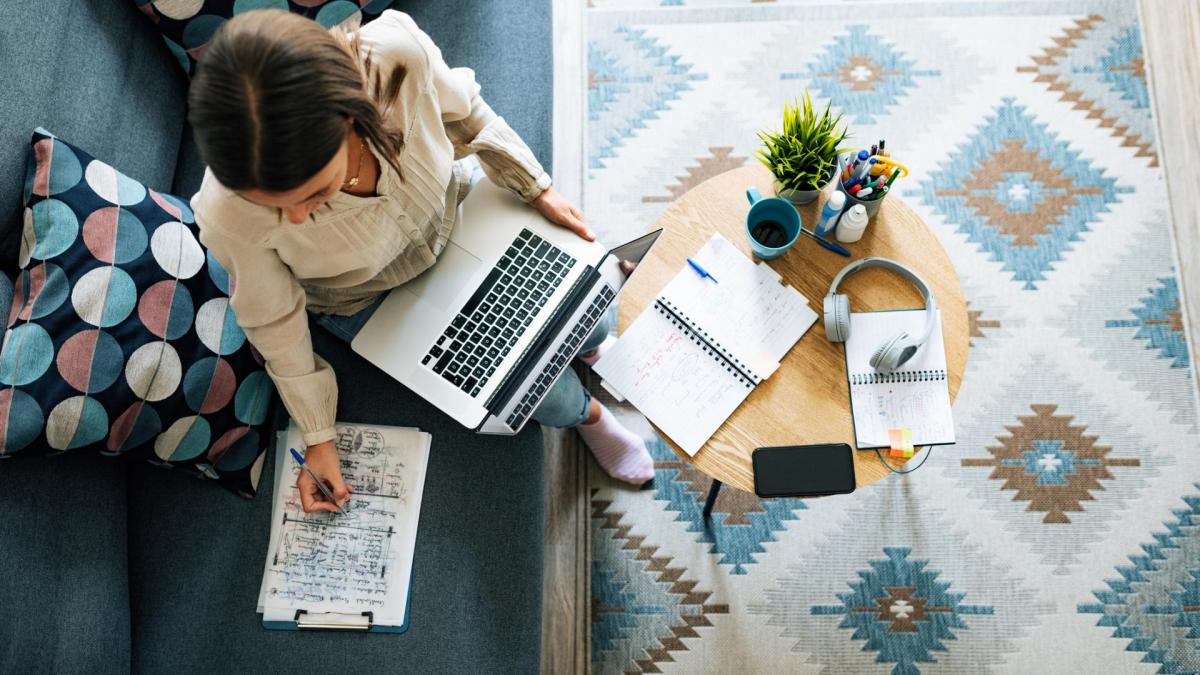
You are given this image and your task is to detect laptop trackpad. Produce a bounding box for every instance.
[406,242,483,311]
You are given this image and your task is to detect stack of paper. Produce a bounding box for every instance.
[595,235,817,455]
[257,423,431,632]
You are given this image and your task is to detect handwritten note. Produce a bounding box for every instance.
[596,308,749,455]
[849,383,954,448]
[258,424,431,627]
[664,235,817,375]
[594,234,816,456]
[845,310,955,449]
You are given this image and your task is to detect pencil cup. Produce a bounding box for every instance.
[836,151,888,220]
[745,186,801,261]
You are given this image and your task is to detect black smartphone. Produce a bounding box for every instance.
[752,444,856,497]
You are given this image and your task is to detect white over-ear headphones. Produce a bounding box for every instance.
[823,257,938,372]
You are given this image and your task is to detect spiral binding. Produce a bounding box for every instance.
[654,298,758,389]
[849,369,947,385]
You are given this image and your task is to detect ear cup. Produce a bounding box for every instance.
[869,331,909,370]
[822,295,837,341]
[823,294,851,342]
[891,340,920,370]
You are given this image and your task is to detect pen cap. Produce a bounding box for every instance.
[835,204,869,244]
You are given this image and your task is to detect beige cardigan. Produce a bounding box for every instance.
[193,11,551,446]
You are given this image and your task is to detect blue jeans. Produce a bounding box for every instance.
[314,297,609,428]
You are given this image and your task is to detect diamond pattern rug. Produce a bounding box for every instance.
[564,1,1199,672]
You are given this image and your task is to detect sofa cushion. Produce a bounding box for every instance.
[2,129,275,497]
[133,0,394,77]
[126,328,544,673]
[0,453,132,675]
[0,0,189,277]
[0,273,11,345]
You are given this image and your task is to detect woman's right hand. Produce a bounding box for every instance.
[297,441,351,513]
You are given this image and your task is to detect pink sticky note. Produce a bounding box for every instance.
[888,428,913,457]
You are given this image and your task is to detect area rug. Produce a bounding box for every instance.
[564,0,1200,672]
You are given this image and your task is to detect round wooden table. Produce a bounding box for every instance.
[618,164,968,494]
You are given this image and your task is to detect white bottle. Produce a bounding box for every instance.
[815,191,846,236]
[835,204,869,243]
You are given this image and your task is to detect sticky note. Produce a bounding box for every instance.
[888,428,914,458]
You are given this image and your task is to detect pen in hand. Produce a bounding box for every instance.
[289,447,341,512]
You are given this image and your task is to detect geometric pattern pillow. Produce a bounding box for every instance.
[0,128,277,498]
[133,0,395,77]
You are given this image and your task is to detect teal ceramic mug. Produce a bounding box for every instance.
[745,186,801,260]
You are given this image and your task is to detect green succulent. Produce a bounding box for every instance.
[756,92,851,192]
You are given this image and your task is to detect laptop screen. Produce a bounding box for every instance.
[599,228,663,291]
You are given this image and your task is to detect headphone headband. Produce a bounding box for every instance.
[826,257,938,346]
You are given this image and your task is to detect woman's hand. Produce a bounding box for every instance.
[532,187,594,241]
[297,441,351,513]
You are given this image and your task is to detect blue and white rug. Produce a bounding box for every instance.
[565,0,1200,672]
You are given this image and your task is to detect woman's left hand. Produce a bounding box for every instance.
[532,187,594,241]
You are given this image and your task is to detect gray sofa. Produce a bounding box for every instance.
[0,2,551,672]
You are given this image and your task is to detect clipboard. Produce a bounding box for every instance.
[262,575,415,633]
[257,423,431,634]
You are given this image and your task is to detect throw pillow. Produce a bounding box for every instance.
[0,128,276,498]
[133,0,394,76]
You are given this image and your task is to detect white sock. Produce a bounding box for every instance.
[577,335,616,366]
[577,404,654,485]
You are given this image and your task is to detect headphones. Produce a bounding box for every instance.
[823,257,938,372]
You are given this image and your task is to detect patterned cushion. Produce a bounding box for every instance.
[133,0,394,76]
[0,128,276,498]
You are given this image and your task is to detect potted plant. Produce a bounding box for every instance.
[756,92,850,205]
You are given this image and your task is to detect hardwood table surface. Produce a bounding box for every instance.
[616,164,968,493]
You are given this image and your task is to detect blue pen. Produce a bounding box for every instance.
[687,258,719,284]
[289,447,341,511]
[799,228,851,256]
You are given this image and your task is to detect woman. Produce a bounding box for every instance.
[188,9,652,512]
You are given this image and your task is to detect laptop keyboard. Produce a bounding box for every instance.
[505,284,615,431]
[422,228,576,397]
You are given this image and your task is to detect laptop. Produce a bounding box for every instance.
[352,178,662,434]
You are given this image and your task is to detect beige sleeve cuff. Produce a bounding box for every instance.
[266,355,339,447]
[454,114,551,203]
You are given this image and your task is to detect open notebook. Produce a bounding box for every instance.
[594,234,817,455]
[845,309,955,449]
[257,423,431,632]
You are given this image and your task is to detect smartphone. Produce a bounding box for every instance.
[752,444,856,497]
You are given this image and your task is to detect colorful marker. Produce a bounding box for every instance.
[849,149,869,175]
[856,158,875,182]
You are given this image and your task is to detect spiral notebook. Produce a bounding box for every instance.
[844,309,955,449]
[593,235,817,455]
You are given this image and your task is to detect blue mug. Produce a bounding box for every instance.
[745,186,801,260]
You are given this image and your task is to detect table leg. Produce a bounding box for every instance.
[702,479,723,520]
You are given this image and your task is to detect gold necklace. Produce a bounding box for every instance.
[343,136,367,189]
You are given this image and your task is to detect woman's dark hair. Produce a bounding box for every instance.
[188,9,406,193]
